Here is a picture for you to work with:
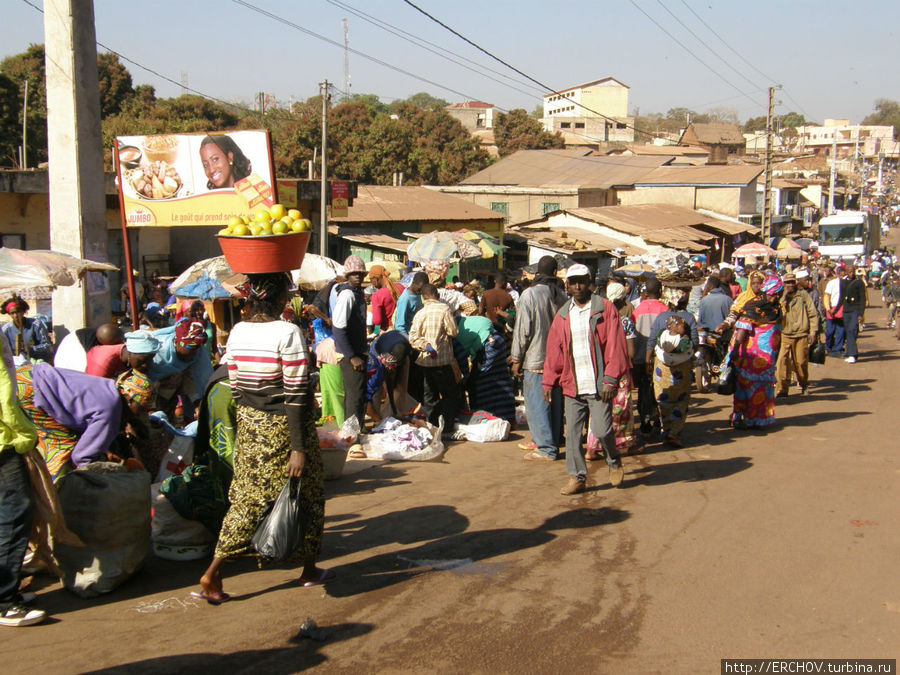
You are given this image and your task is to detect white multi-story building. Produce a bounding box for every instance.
[540,77,635,147]
[795,119,898,158]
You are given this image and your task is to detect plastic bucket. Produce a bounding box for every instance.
[217,231,311,274]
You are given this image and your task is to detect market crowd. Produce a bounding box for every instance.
[0,242,897,627]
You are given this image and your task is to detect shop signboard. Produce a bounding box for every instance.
[114,130,276,227]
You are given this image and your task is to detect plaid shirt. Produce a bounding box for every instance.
[409,299,458,367]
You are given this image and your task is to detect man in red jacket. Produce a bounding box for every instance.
[543,265,629,495]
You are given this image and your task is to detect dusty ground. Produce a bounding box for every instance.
[3,255,899,674]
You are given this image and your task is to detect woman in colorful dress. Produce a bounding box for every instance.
[720,273,783,429]
[197,272,330,605]
[589,282,637,457]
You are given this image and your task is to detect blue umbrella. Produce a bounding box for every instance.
[175,273,232,300]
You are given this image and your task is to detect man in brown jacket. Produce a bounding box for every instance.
[777,273,819,396]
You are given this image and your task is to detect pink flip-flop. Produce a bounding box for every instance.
[191,590,231,605]
[300,569,336,587]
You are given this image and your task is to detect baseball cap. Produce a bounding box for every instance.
[565,264,591,280]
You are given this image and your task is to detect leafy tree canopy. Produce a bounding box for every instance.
[862,99,900,136]
[493,108,564,157]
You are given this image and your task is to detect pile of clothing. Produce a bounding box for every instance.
[361,417,444,461]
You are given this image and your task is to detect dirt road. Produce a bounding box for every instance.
[4,266,899,674]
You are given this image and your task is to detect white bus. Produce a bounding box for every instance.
[817,211,881,261]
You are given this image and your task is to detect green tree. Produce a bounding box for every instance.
[0,44,47,166]
[530,103,544,119]
[862,99,900,135]
[96,52,133,117]
[744,115,767,133]
[392,92,448,111]
[493,108,564,157]
[0,73,21,165]
[348,93,389,115]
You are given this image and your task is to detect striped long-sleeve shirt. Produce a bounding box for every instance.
[224,319,310,451]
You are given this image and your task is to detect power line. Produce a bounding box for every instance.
[628,0,758,107]
[233,0,494,108]
[655,0,763,91]
[400,0,664,140]
[678,0,812,121]
[325,0,546,99]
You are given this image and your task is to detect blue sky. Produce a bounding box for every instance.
[7,0,899,126]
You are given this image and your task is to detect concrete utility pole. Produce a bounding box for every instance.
[21,79,28,169]
[44,0,111,333]
[829,137,838,213]
[319,80,329,257]
[762,86,775,242]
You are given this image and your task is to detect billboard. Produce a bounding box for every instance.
[114,130,276,227]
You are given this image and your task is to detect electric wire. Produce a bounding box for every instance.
[628,0,758,107]
[325,0,546,98]
[655,0,763,91]
[400,0,664,140]
[678,0,812,121]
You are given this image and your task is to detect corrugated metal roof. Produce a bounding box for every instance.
[330,185,504,223]
[634,164,763,186]
[515,204,755,251]
[446,101,493,109]
[682,123,745,145]
[460,150,670,188]
[508,225,646,256]
[611,144,708,156]
[339,232,410,254]
[546,77,630,95]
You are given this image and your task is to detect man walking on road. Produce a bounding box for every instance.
[842,265,867,364]
[543,265,628,495]
[333,255,369,425]
[409,284,460,432]
[777,273,819,396]
[823,265,846,356]
[510,256,568,461]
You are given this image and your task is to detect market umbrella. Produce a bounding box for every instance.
[455,229,505,259]
[407,231,485,263]
[795,238,815,251]
[291,254,344,291]
[775,247,806,260]
[170,256,236,294]
[769,237,802,251]
[732,243,777,258]
[175,272,233,300]
[0,248,118,296]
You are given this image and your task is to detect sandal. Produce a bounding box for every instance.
[190,590,231,605]
[300,568,336,587]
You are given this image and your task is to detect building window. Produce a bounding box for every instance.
[574,122,585,129]
[490,201,510,224]
[542,202,560,216]
[616,122,627,129]
[560,122,571,129]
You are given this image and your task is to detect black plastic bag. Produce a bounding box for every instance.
[251,479,306,563]
[717,351,737,396]
[808,341,826,365]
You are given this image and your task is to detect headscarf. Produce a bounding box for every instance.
[115,369,156,411]
[606,282,627,303]
[1,296,28,315]
[730,271,766,315]
[760,275,784,296]
[369,264,401,302]
[174,318,208,350]
[124,329,161,354]
[425,259,450,285]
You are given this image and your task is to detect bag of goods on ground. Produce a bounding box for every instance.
[150,483,215,561]
[362,417,445,461]
[454,417,510,443]
[53,463,151,598]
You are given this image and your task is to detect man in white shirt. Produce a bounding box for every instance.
[823,266,846,356]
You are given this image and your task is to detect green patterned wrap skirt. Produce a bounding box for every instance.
[214,404,324,564]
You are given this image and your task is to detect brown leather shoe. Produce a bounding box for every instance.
[560,477,586,495]
[608,465,625,487]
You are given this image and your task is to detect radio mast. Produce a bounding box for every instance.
[343,18,351,101]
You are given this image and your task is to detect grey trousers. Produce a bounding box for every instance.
[565,393,621,480]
